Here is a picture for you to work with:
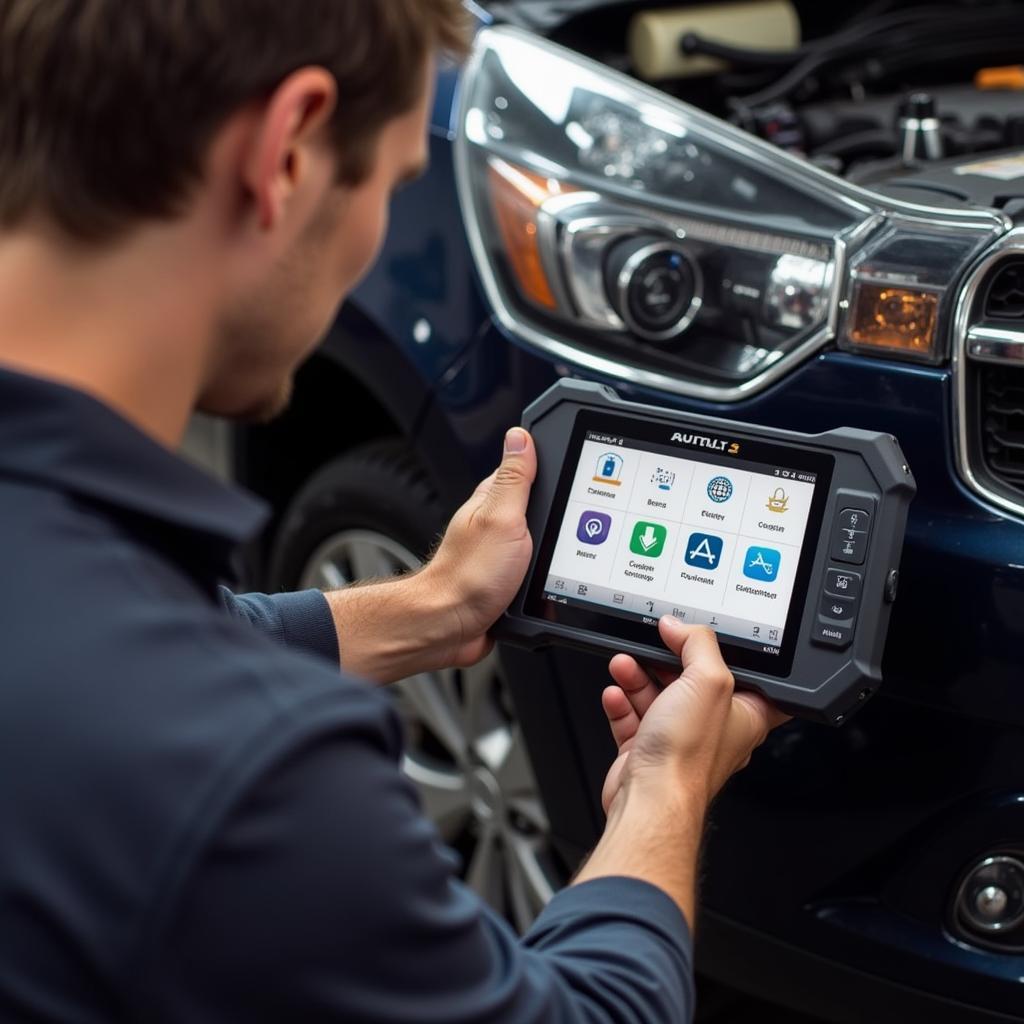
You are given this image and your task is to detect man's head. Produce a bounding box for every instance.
[0,1,469,421]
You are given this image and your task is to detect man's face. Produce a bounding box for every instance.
[200,66,434,422]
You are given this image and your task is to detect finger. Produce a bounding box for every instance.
[602,685,641,750]
[658,616,732,688]
[608,653,661,719]
[477,428,537,522]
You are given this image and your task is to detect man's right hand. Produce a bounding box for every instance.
[573,615,789,927]
[600,615,790,816]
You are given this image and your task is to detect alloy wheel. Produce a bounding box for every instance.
[300,529,560,931]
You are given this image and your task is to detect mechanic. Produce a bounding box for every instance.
[0,3,786,1022]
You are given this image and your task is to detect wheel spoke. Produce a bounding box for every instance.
[460,658,499,741]
[475,725,513,775]
[345,539,398,582]
[494,727,537,797]
[316,561,348,591]
[402,757,472,843]
[467,823,505,913]
[397,672,468,762]
[506,832,557,927]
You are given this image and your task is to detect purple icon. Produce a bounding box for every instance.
[577,510,612,545]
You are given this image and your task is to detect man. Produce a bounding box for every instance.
[0,3,785,1021]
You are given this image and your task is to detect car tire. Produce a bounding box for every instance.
[267,440,562,931]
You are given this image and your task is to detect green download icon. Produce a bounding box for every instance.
[629,521,667,558]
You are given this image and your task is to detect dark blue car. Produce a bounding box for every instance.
[222,3,1024,1020]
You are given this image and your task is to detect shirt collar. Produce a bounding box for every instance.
[0,366,268,556]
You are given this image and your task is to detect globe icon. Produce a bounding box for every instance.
[707,476,734,503]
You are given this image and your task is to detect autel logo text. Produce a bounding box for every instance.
[670,432,741,455]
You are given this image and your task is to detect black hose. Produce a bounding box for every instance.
[724,3,1021,109]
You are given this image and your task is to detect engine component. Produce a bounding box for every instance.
[628,1,800,81]
[897,93,945,165]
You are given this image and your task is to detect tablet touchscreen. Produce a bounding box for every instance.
[525,409,834,676]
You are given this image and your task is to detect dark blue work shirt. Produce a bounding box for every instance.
[0,367,693,1023]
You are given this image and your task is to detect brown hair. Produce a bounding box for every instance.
[0,0,470,241]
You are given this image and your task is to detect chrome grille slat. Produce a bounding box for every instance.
[953,235,1024,520]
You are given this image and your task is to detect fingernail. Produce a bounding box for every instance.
[662,614,684,628]
[504,428,527,454]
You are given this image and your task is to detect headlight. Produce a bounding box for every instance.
[455,27,1007,399]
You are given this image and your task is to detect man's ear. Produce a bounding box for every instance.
[243,67,338,232]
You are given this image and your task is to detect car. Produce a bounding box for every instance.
[219,2,1024,1020]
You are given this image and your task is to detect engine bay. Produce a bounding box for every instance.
[484,0,1024,190]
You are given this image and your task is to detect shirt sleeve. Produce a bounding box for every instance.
[145,725,694,1024]
[218,587,339,665]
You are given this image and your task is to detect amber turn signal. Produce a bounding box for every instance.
[846,282,940,360]
[486,158,575,311]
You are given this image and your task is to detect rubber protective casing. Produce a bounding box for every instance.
[496,380,917,725]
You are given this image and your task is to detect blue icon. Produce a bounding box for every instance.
[577,510,612,545]
[707,476,734,503]
[685,533,724,570]
[593,452,623,486]
[744,546,781,582]
[651,467,676,491]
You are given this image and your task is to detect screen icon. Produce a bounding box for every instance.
[651,467,676,491]
[629,521,667,558]
[684,532,724,570]
[593,452,623,486]
[613,593,625,605]
[577,510,612,545]
[766,487,789,514]
[744,546,781,582]
[707,476,734,503]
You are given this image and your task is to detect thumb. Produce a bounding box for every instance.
[658,615,731,687]
[480,428,537,520]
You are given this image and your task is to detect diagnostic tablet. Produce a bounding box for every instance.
[498,380,916,724]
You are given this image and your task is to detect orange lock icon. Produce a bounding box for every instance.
[766,488,789,514]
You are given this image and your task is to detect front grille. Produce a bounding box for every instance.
[979,365,1024,492]
[983,258,1024,321]
[962,251,1024,515]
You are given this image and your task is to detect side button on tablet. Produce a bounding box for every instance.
[825,568,862,601]
[820,594,856,622]
[831,508,872,565]
[813,621,853,648]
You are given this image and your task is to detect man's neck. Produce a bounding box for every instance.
[0,224,216,450]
